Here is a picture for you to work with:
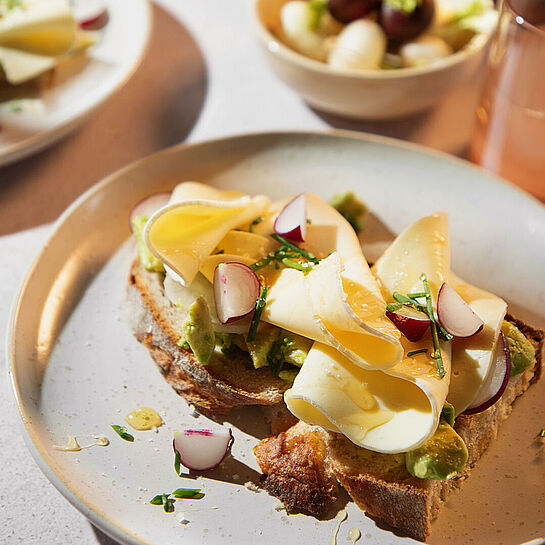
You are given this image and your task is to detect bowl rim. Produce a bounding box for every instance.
[252,0,494,80]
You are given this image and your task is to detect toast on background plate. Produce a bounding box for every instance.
[126,182,543,542]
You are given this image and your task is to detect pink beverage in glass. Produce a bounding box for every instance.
[469,0,545,198]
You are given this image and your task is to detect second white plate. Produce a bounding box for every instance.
[0,0,151,167]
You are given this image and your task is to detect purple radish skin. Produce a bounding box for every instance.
[173,428,234,471]
[380,0,434,43]
[274,193,308,243]
[437,283,484,338]
[463,333,511,415]
[129,192,170,231]
[386,305,431,342]
[214,263,260,324]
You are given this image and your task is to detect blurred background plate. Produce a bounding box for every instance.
[0,0,151,167]
[7,131,545,545]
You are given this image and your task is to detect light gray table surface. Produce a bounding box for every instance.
[0,0,485,542]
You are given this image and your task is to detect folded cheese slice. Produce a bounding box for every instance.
[144,182,269,286]
[286,213,452,452]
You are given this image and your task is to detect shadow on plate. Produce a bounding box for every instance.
[0,2,208,235]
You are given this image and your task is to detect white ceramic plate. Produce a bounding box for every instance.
[8,132,545,545]
[0,0,151,167]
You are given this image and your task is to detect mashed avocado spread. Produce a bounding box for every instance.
[502,321,535,376]
[131,215,164,273]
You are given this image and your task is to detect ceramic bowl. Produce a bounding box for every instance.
[253,0,493,120]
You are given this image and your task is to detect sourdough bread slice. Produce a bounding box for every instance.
[255,316,543,542]
[127,258,289,415]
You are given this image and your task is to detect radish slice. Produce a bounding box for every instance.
[73,0,108,29]
[129,192,170,231]
[463,333,511,415]
[386,305,431,342]
[274,193,307,242]
[214,263,260,324]
[437,282,484,338]
[173,428,234,471]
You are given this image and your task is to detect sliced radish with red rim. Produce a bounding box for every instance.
[73,0,109,29]
[463,333,511,415]
[274,193,308,243]
[437,282,484,338]
[214,263,260,324]
[173,428,234,471]
[129,192,170,231]
[386,305,431,342]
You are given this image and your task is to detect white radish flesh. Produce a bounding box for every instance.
[214,263,260,324]
[437,282,484,338]
[386,305,431,342]
[280,1,329,62]
[174,428,234,471]
[274,193,308,242]
[400,35,452,68]
[328,19,386,71]
[463,333,511,415]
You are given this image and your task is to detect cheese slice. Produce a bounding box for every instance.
[285,342,442,453]
[286,212,452,452]
[144,183,270,286]
[0,46,55,84]
[0,0,77,57]
[372,213,450,302]
[446,274,507,415]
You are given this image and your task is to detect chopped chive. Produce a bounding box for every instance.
[215,249,225,255]
[249,254,275,271]
[420,273,445,379]
[162,494,174,513]
[150,495,164,505]
[393,292,414,305]
[270,234,319,264]
[247,286,268,342]
[407,349,428,357]
[281,258,314,275]
[386,302,402,313]
[172,488,202,498]
[408,292,427,299]
[538,429,545,438]
[306,219,312,224]
[249,216,263,233]
[174,448,181,476]
[111,425,134,442]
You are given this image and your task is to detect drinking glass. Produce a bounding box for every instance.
[469,0,545,198]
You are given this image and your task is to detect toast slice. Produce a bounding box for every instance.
[255,315,543,542]
[127,258,289,415]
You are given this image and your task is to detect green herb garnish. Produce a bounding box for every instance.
[538,429,545,438]
[270,234,319,264]
[385,0,421,15]
[386,302,403,313]
[215,249,225,255]
[308,0,326,29]
[420,273,445,379]
[267,337,294,375]
[407,349,428,357]
[172,488,202,498]
[162,493,174,512]
[111,425,134,442]
[281,258,314,275]
[250,254,276,272]
[247,285,268,342]
[150,495,164,505]
[249,216,263,233]
[174,448,181,476]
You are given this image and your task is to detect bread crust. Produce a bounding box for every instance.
[127,258,288,415]
[255,317,544,542]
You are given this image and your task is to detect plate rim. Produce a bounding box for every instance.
[7,129,545,545]
[0,0,153,167]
